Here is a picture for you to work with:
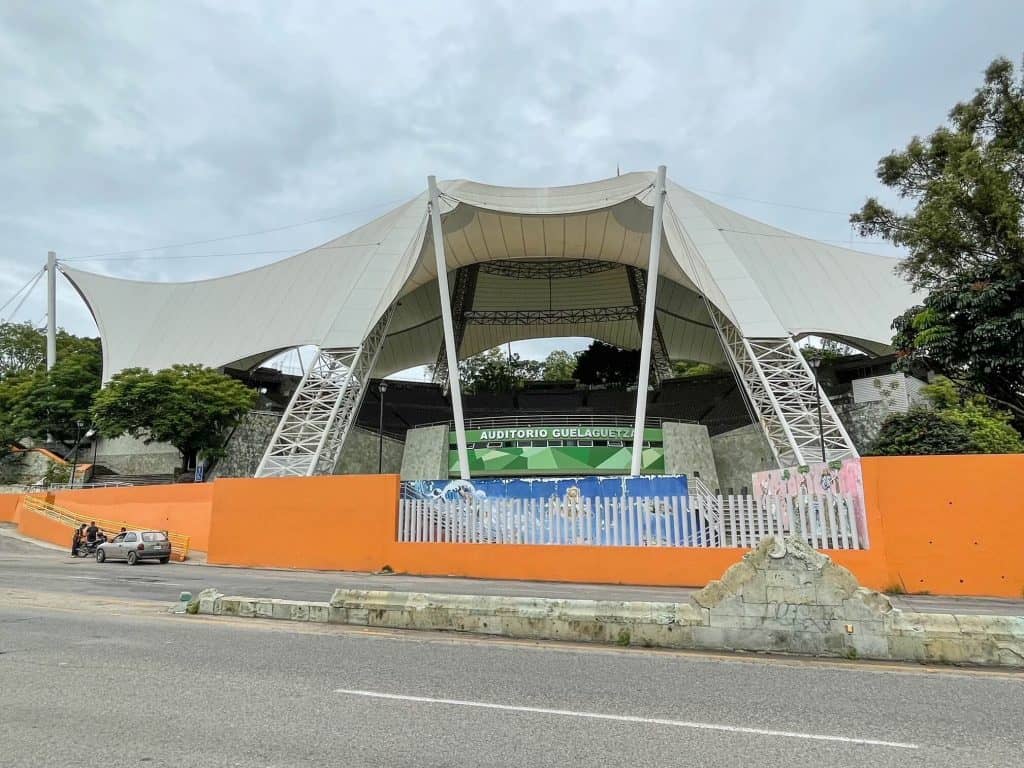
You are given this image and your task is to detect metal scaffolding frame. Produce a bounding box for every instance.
[478,259,619,279]
[707,304,857,467]
[254,305,395,477]
[625,265,674,385]
[462,305,639,325]
[431,264,479,388]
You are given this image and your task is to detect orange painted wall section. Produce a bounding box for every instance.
[8,455,1024,598]
[17,497,75,550]
[207,475,400,570]
[391,542,747,587]
[0,494,21,523]
[861,455,1024,597]
[45,484,214,552]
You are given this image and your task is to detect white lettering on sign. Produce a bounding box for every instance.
[475,426,638,441]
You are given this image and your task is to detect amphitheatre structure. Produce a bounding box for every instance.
[61,169,916,489]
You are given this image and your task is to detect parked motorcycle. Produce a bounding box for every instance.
[75,533,108,559]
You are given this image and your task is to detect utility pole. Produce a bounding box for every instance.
[46,251,57,370]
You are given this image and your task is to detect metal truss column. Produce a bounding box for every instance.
[625,265,673,385]
[431,264,479,388]
[254,305,396,477]
[706,305,857,467]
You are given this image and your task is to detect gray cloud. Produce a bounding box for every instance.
[1,0,1021,374]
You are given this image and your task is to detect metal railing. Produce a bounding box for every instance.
[397,493,863,550]
[21,495,192,561]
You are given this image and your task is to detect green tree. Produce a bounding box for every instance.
[0,324,103,447]
[0,321,102,380]
[851,56,1024,425]
[800,337,858,365]
[671,361,720,378]
[91,364,256,470]
[11,340,102,444]
[542,349,579,381]
[869,377,1023,455]
[573,341,640,386]
[447,348,546,392]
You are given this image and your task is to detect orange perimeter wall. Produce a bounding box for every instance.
[0,494,21,523]
[10,455,1024,598]
[207,475,400,570]
[18,484,214,552]
[17,498,76,549]
[861,454,1024,597]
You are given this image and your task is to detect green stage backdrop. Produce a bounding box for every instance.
[449,425,664,476]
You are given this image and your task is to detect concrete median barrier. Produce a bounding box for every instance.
[189,536,1024,668]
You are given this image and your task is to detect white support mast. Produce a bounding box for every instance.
[46,251,57,370]
[428,175,470,480]
[630,166,667,476]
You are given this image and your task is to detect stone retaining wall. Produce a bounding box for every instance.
[191,536,1024,667]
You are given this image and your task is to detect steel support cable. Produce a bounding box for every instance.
[62,197,408,261]
[0,267,45,321]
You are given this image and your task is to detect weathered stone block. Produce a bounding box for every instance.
[308,603,329,623]
[195,588,223,615]
[887,635,927,662]
[691,579,731,608]
[673,603,705,626]
[219,597,243,616]
[767,584,816,605]
[849,632,889,659]
[892,612,959,635]
[255,600,274,619]
[739,575,768,604]
[328,605,348,624]
[841,589,893,620]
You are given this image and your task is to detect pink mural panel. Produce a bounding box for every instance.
[751,459,868,545]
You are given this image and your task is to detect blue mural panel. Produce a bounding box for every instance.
[401,474,697,546]
[401,474,688,503]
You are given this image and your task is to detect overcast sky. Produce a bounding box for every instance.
[2,1,1021,377]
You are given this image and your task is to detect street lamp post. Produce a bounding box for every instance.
[377,381,388,473]
[68,423,96,487]
[69,421,82,486]
[808,358,826,463]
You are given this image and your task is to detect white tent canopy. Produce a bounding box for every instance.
[62,170,915,475]
[63,171,913,381]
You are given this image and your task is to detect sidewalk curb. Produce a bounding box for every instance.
[187,537,1024,669]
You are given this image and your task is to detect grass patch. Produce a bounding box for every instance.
[615,629,631,647]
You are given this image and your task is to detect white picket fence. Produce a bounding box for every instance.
[397,493,864,550]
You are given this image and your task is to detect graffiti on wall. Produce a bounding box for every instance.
[751,459,868,545]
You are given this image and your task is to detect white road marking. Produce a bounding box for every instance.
[333,689,919,750]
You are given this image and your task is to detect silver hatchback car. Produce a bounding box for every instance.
[96,530,172,565]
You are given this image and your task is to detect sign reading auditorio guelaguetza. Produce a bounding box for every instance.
[467,426,646,442]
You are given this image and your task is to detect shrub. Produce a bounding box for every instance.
[870,410,975,456]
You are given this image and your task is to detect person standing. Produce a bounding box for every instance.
[70,524,86,557]
[85,521,99,544]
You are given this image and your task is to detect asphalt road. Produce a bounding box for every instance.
[3,527,1023,615]
[2,592,1022,767]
